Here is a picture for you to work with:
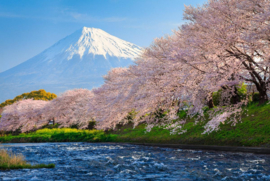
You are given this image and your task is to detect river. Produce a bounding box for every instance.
[0,142,270,180]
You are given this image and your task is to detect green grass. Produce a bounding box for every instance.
[0,149,55,170]
[112,102,270,147]
[0,128,117,143]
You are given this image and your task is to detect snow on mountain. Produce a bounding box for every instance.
[0,27,142,102]
[44,27,141,61]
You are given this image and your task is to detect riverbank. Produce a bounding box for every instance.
[0,128,117,143]
[112,103,270,147]
[0,103,270,149]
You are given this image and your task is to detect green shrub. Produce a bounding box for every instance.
[87,121,96,130]
[70,124,79,129]
[213,90,222,106]
[177,110,187,119]
[252,93,260,102]
[237,83,247,99]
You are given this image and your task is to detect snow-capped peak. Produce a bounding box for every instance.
[43,27,142,61]
[0,27,142,103]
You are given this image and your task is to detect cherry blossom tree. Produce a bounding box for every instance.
[91,39,196,131]
[0,89,94,132]
[42,89,94,129]
[181,0,270,104]
[0,99,49,132]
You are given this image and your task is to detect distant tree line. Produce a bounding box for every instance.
[0,89,57,108]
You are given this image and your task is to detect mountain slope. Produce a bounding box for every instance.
[0,27,142,102]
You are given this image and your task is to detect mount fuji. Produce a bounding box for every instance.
[0,27,142,102]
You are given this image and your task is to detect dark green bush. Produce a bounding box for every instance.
[213,90,222,106]
[252,93,260,102]
[87,121,96,130]
[70,124,79,129]
[177,110,187,119]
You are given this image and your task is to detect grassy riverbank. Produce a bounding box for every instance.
[0,128,117,143]
[113,103,270,147]
[0,103,270,147]
[0,149,54,170]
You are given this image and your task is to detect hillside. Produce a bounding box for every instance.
[112,103,270,147]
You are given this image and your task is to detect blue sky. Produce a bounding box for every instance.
[0,0,206,72]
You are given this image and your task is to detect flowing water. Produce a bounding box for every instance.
[0,142,270,180]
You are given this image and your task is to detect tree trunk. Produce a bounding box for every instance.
[254,82,268,105]
[207,98,214,108]
[258,88,268,105]
[221,86,241,105]
[231,86,241,105]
